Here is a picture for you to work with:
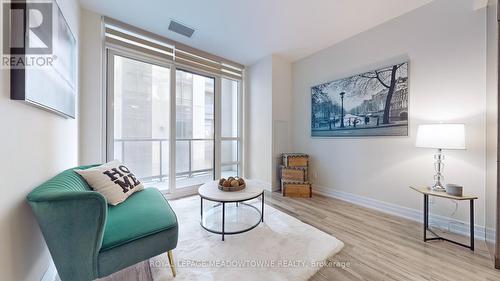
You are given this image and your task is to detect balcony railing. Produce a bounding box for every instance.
[114,138,214,181]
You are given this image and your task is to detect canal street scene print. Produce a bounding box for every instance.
[311,62,409,137]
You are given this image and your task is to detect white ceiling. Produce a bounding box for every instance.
[79,0,434,65]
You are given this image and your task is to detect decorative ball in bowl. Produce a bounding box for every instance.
[218,177,246,192]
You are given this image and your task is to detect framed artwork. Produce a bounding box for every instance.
[311,62,409,137]
[10,0,77,118]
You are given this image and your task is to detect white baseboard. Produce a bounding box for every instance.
[41,260,58,281]
[313,184,496,243]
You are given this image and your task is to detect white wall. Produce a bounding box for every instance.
[292,0,487,228]
[79,9,104,165]
[0,0,80,280]
[271,56,292,190]
[247,55,293,190]
[247,56,273,186]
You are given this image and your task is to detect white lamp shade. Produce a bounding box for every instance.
[415,124,466,150]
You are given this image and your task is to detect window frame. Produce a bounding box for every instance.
[104,44,244,196]
[220,77,243,178]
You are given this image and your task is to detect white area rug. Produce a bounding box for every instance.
[150,196,344,281]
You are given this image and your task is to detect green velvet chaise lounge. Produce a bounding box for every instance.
[26,165,178,281]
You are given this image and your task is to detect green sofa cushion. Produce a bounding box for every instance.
[98,225,178,277]
[101,188,177,251]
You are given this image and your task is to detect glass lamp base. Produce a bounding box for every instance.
[432,149,446,192]
[431,183,446,192]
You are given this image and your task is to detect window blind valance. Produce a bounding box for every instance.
[104,17,244,80]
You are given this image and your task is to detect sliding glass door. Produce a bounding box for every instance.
[107,50,242,195]
[107,52,171,190]
[175,70,215,189]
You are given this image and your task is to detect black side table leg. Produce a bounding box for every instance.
[222,202,225,241]
[470,199,474,251]
[423,194,429,241]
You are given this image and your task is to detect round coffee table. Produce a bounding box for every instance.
[198,180,264,241]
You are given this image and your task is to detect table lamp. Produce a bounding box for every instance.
[415,123,466,192]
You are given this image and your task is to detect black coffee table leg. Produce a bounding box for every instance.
[200,197,203,221]
[222,202,225,241]
[470,199,474,251]
[261,192,264,222]
[199,193,264,241]
[424,194,428,241]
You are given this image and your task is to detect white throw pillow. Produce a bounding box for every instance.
[75,160,144,205]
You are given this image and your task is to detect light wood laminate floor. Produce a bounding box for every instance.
[265,191,500,281]
[101,192,500,281]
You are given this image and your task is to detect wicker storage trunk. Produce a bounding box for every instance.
[280,153,311,198]
[281,180,312,198]
[280,166,308,182]
[282,153,309,167]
